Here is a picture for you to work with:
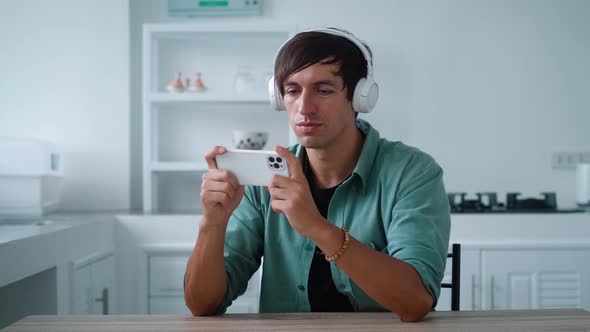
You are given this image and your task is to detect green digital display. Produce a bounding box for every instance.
[198,1,229,7]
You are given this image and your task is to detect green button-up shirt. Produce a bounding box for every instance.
[217,119,451,313]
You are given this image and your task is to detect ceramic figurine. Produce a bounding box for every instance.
[167,72,184,93]
[188,72,207,92]
[185,78,191,90]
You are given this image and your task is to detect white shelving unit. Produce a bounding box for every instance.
[142,23,295,213]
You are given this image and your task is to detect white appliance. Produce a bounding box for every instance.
[0,137,64,218]
[167,0,262,17]
[577,163,590,210]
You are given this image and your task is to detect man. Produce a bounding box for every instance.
[184,28,450,322]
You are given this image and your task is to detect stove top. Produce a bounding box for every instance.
[447,192,560,213]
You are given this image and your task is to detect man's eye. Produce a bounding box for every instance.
[285,90,299,95]
[318,89,333,95]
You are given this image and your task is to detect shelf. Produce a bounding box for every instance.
[148,92,270,104]
[151,162,208,172]
[142,23,295,213]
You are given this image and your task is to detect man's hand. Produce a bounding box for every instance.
[268,145,326,238]
[200,146,245,226]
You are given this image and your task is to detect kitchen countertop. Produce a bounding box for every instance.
[0,212,121,246]
[0,210,190,245]
[1,211,589,287]
[4,309,590,332]
[0,213,118,288]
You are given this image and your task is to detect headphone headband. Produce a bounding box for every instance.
[304,28,374,77]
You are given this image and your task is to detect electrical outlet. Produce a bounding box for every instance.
[552,151,590,170]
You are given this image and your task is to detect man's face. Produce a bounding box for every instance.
[282,62,356,149]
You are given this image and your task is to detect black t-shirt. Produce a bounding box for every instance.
[304,152,354,312]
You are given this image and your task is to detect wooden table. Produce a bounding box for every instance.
[3,309,590,331]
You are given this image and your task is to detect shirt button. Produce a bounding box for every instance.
[305,244,314,251]
[297,285,305,291]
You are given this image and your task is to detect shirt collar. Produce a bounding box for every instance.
[351,118,380,191]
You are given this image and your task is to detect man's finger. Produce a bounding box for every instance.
[204,146,227,169]
[201,191,231,205]
[269,173,290,189]
[275,145,304,180]
[202,169,239,191]
[268,186,289,200]
[270,199,285,215]
[202,178,236,195]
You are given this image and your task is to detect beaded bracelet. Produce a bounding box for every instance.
[325,227,350,262]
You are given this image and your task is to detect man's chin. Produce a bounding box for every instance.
[298,137,324,149]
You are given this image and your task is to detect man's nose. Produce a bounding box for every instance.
[297,90,317,115]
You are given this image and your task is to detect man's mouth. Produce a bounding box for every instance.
[296,122,321,127]
[296,122,322,133]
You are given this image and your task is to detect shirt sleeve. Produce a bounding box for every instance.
[387,162,451,307]
[214,185,265,314]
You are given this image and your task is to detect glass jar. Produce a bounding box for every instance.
[234,65,257,95]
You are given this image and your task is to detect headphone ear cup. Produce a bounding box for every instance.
[268,76,286,111]
[352,77,379,113]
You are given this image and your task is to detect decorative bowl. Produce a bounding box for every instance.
[232,130,268,150]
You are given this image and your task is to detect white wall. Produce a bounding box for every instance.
[3,1,583,211]
[130,0,590,209]
[0,0,130,211]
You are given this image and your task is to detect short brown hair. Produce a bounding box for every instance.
[274,29,371,102]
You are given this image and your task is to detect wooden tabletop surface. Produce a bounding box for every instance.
[3,309,590,332]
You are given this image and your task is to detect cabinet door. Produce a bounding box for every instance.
[148,254,190,314]
[482,248,590,310]
[148,254,262,314]
[71,254,114,315]
[149,255,189,297]
[71,265,92,315]
[90,255,115,315]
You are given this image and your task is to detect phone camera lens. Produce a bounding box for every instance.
[273,163,280,169]
[269,157,275,162]
[276,157,282,163]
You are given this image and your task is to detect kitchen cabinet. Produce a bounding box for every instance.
[440,213,590,311]
[70,252,115,315]
[435,244,590,311]
[481,247,590,310]
[147,253,190,314]
[146,250,261,314]
[146,244,590,313]
[141,23,296,213]
[116,214,590,314]
[0,214,115,324]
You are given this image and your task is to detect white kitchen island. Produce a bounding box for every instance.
[0,213,116,328]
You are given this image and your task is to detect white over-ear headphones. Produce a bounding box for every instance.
[268,28,379,113]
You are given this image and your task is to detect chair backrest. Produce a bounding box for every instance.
[440,243,461,311]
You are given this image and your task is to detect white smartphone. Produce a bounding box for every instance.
[215,148,290,186]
